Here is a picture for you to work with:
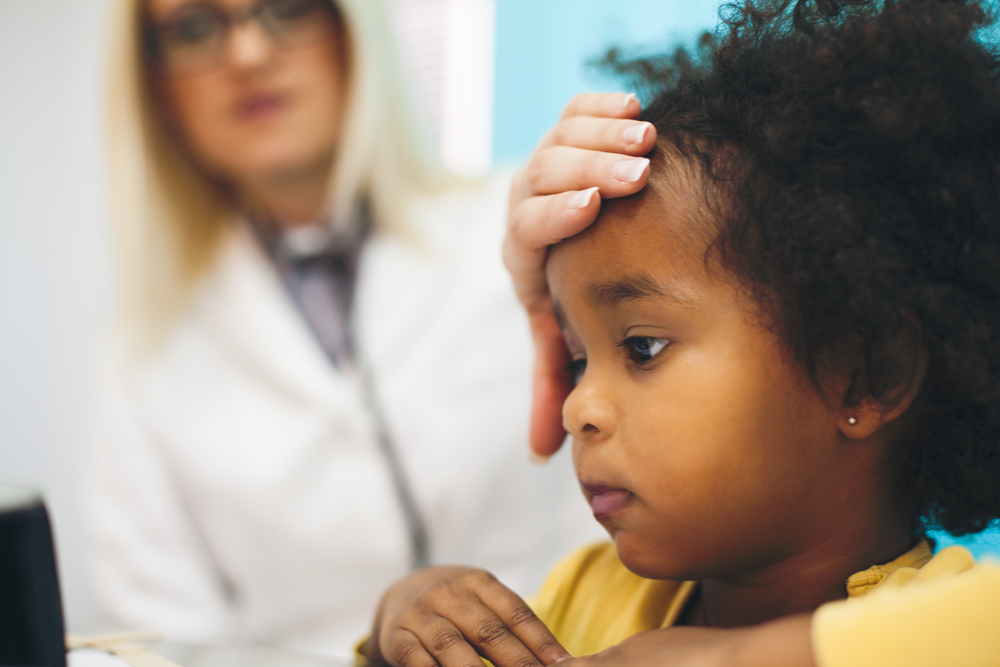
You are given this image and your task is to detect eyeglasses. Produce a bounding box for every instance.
[145,0,338,78]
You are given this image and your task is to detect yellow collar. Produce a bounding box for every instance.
[845,539,934,597]
[665,539,935,627]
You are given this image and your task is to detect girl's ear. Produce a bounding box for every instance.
[838,315,929,440]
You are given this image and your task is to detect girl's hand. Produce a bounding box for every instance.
[565,614,816,667]
[362,566,571,667]
[503,93,657,459]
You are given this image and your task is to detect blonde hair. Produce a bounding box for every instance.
[106,0,444,345]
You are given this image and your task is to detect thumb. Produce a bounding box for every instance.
[529,312,572,459]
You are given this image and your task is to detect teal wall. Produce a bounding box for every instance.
[493,0,1000,560]
[493,0,719,165]
[933,527,1000,560]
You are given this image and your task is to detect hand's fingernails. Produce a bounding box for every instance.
[528,451,552,465]
[553,656,572,664]
[621,92,638,109]
[622,123,649,145]
[566,186,599,210]
[611,157,650,183]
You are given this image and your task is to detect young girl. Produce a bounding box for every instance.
[360,0,1000,664]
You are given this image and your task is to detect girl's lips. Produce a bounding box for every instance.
[580,482,633,516]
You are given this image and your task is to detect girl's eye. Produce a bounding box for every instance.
[566,358,587,386]
[621,336,670,365]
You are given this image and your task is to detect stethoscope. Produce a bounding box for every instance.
[251,210,430,571]
[360,369,430,570]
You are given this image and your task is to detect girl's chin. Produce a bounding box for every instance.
[613,534,687,580]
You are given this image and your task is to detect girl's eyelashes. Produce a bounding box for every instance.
[564,336,669,386]
[619,336,670,368]
[566,358,587,386]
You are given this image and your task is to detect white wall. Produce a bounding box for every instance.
[389,0,495,177]
[0,0,113,632]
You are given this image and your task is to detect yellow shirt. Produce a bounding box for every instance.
[357,540,1000,667]
[813,545,1000,667]
[529,539,936,658]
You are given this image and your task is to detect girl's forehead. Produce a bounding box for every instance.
[548,187,716,290]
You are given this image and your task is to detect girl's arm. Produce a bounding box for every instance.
[361,566,570,667]
[503,92,657,458]
[565,615,816,667]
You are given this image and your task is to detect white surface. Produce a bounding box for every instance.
[69,649,133,667]
[0,0,113,634]
[69,644,349,667]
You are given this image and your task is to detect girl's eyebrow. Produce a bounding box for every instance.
[589,273,694,307]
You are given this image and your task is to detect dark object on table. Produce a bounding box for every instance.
[0,483,67,667]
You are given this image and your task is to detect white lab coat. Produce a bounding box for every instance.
[85,177,603,659]
[86,176,602,657]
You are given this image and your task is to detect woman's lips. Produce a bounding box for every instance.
[236,92,288,122]
[580,482,632,516]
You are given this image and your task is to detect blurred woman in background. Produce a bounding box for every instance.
[88,0,656,657]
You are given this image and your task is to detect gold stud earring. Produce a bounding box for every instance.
[847,416,858,425]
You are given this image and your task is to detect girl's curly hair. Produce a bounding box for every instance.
[607,0,1000,535]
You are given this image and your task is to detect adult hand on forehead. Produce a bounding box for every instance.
[503,92,657,458]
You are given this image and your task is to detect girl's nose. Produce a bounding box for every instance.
[562,375,616,443]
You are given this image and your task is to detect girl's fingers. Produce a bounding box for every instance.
[522,146,650,200]
[503,189,601,313]
[409,615,489,667]
[464,578,571,667]
[383,626,446,667]
[540,116,657,155]
[559,92,642,121]
[446,606,544,667]
[372,567,569,667]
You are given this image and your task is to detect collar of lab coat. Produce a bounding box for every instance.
[194,223,361,415]
[181,173,510,418]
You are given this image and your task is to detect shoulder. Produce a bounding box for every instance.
[405,170,514,254]
[356,170,527,362]
[102,223,330,422]
[409,170,513,222]
[846,541,975,597]
[814,552,1000,667]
